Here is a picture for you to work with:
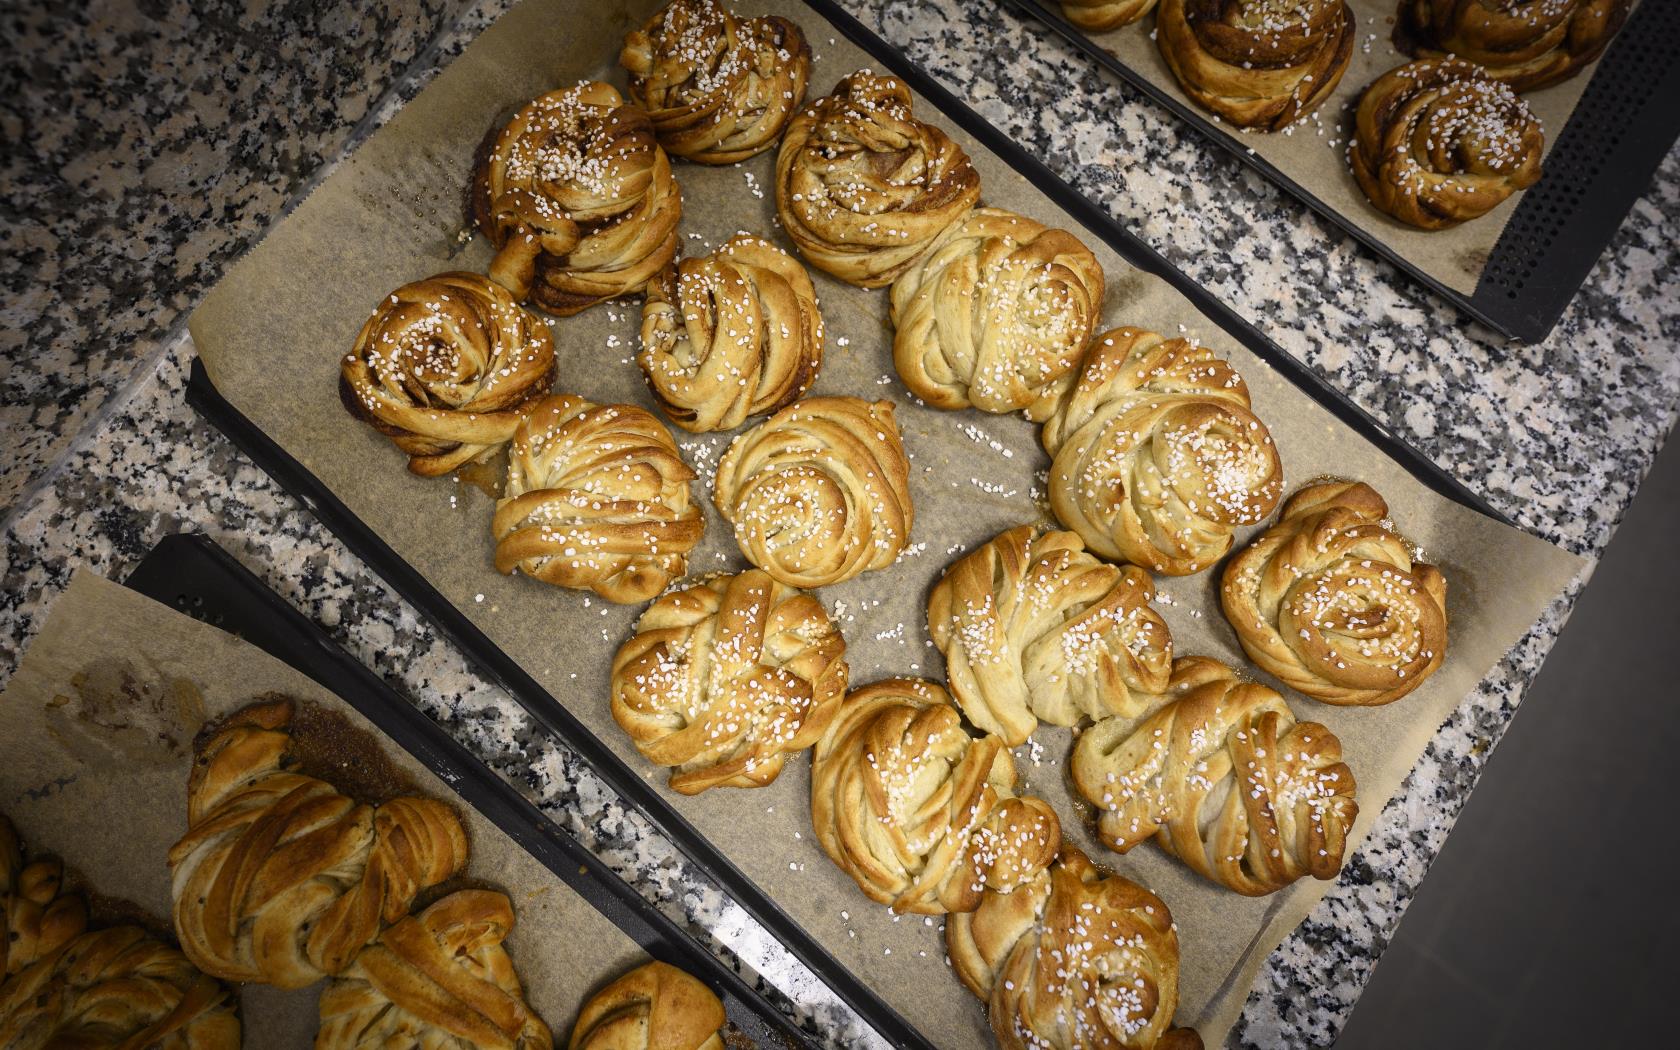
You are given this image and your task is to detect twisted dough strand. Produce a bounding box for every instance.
[567,961,725,1050]
[1157,0,1355,130]
[1,815,87,981]
[1395,0,1631,93]
[1059,0,1161,31]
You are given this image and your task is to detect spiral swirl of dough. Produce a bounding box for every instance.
[1395,0,1631,93]
[568,961,726,1050]
[1059,0,1161,31]
[1221,480,1449,706]
[1157,0,1355,130]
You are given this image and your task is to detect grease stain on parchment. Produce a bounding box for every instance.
[43,657,207,769]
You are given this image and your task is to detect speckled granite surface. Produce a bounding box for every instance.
[0,0,1675,1048]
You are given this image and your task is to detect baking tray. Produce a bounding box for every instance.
[121,533,812,1050]
[1004,0,1680,343]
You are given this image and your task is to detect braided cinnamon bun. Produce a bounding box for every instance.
[1157,0,1355,130]
[1351,57,1544,229]
[568,961,725,1050]
[775,71,981,288]
[712,396,913,588]
[1038,327,1283,576]
[620,0,811,164]
[889,208,1105,415]
[340,272,555,477]
[472,81,681,315]
[1072,656,1357,895]
[1059,0,1160,31]
[638,234,823,433]
[1395,0,1631,93]
[494,394,703,605]
[1221,481,1449,706]
[810,679,1060,914]
[1,815,87,980]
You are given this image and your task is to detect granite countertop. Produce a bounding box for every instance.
[3,1,1677,1047]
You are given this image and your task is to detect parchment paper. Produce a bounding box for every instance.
[0,571,647,1046]
[1050,0,1619,295]
[186,0,1587,1044]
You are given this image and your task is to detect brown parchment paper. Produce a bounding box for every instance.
[1062,0,1621,296]
[185,0,1587,1044]
[0,571,647,1046]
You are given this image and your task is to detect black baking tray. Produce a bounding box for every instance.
[1004,0,1680,344]
[123,533,814,1050]
[184,1,1533,1048]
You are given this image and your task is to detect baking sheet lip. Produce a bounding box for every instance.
[120,531,821,1050]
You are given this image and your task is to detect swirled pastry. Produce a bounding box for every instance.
[889,208,1105,415]
[568,961,725,1050]
[810,679,1060,914]
[1395,0,1631,93]
[776,71,981,288]
[946,846,1201,1050]
[340,272,556,476]
[1157,0,1355,130]
[928,526,1173,747]
[0,925,241,1049]
[494,394,704,604]
[1351,58,1543,230]
[713,396,913,588]
[611,569,848,794]
[472,81,681,315]
[1038,327,1283,576]
[1221,481,1448,705]
[1,815,87,980]
[1059,0,1160,31]
[1072,656,1357,896]
[168,700,469,989]
[316,891,551,1050]
[638,234,823,433]
[620,0,811,164]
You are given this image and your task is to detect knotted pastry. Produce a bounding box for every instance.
[611,569,848,794]
[494,394,704,604]
[889,208,1105,415]
[638,234,823,433]
[1221,481,1448,705]
[0,925,241,1049]
[713,396,913,588]
[1072,656,1357,896]
[810,679,1060,914]
[1157,0,1355,130]
[340,272,556,476]
[1351,58,1543,230]
[316,891,550,1050]
[169,700,470,989]
[775,71,981,288]
[568,961,725,1050]
[472,81,681,315]
[620,0,811,164]
[928,526,1173,747]
[1059,0,1160,31]
[1038,327,1283,576]
[1,814,87,980]
[946,846,1202,1050]
[1395,0,1631,93]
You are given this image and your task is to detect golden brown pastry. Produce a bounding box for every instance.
[638,234,823,433]
[1156,0,1355,130]
[889,208,1105,415]
[712,396,913,588]
[1059,0,1160,31]
[611,569,848,794]
[946,846,1201,1050]
[1395,0,1631,92]
[1221,481,1449,705]
[1,815,87,980]
[567,960,725,1050]
[316,890,552,1050]
[1072,656,1357,896]
[1352,57,1543,230]
[339,272,556,477]
[493,394,704,604]
[0,925,241,1049]
[472,81,681,315]
[168,700,469,989]
[775,71,981,288]
[810,679,1060,914]
[1038,327,1283,576]
[620,0,811,164]
[927,526,1173,747]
